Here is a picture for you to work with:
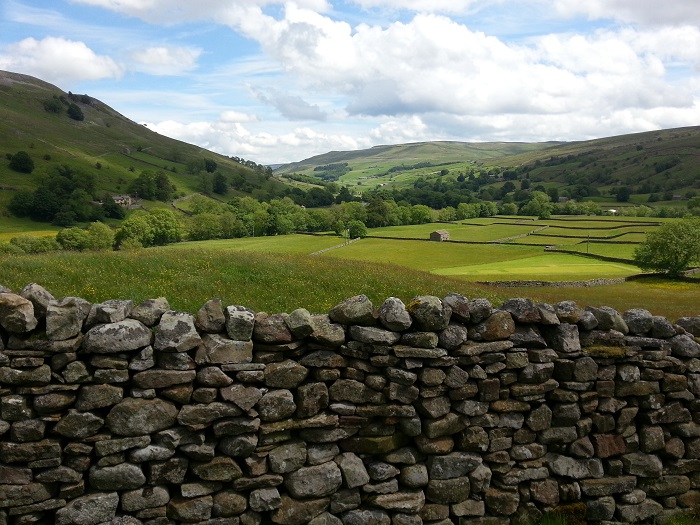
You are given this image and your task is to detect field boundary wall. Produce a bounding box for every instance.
[2,285,700,525]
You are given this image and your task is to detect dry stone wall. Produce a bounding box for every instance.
[1,284,700,525]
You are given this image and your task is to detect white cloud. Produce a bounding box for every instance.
[128,46,201,75]
[221,7,699,123]
[34,0,698,164]
[553,0,700,26]
[148,117,363,163]
[0,36,123,84]
[369,116,428,143]
[220,110,258,123]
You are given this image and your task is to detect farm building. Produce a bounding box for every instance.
[430,229,450,242]
[112,194,135,208]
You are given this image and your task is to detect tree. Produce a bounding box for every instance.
[129,172,157,200]
[546,187,560,204]
[86,222,115,251]
[67,103,84,121]
[616,186,632,203]
[56,228,90,251]
[347,220,367,239]
[154,171,175,201]
[9,151,34,173]
[115,215,155,248]
[520,191,553,219]
[410,205,433,224]
[499,202,518,215]
[102,195,126,219]
[10,235,60,254]
[633,219,700,277]
[188,213,223,240]
[8,191,35,217]
[335,186,354,204]
[147,209,182,245]
[213,173,228,195]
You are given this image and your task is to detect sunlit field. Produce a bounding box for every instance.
[432,253,640,281]
[2,216,697,319]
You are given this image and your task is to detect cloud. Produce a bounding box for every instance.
[69,0,331,24]
[252,87,328,121]
[220,110,258,123]
[0,36,123,84]
[220,7,698,124]
[43,0,699,164]
[369,116,429,144]
[553,0,700,26]
[128,45,202,75]
[148,117,362,163]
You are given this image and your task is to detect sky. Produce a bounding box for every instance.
[1,1,699,165]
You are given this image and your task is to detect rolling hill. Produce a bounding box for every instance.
[276,127,700,203]
[0,70,284,214]
[2,68,698,224]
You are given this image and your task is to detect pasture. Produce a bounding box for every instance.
[0,248,498,314]
[1,215,697,319]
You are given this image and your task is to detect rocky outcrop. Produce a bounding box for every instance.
[1,285,700,525]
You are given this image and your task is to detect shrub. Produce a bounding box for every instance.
[56,228,90,251]
[9,151,34,173]
[86,222,115,251]
[118,237,143,251]
[43,97,63,113]
[0,241,24,255]
[9,235,60,254]
[67,103,84,121]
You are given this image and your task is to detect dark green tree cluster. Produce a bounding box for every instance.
[127,171,176,201]
[42,97,63,113]
[42,93,87,121]
[8,151,34,173]
[67,103,84,121]
[8,165,102,225]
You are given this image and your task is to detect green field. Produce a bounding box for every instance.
[369,223,536,242]
[0,216,61,241]
[562,243,639,259]
[0,248,499,314]
[2,216,698,319]
[320,238,542,270]
[433,253,639,281]
[167,235,344,255]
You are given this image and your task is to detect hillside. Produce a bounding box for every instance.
[276,127,700,203]
[0,70,283,214]
[276,141,557,174]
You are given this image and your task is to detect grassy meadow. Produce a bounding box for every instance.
[0,248,500,314]
[1,215,698,319]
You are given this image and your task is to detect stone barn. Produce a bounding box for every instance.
[430,229,450,242]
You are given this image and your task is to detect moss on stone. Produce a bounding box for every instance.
[582,345,626,358]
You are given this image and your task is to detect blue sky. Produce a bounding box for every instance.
[1,0,699,165]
